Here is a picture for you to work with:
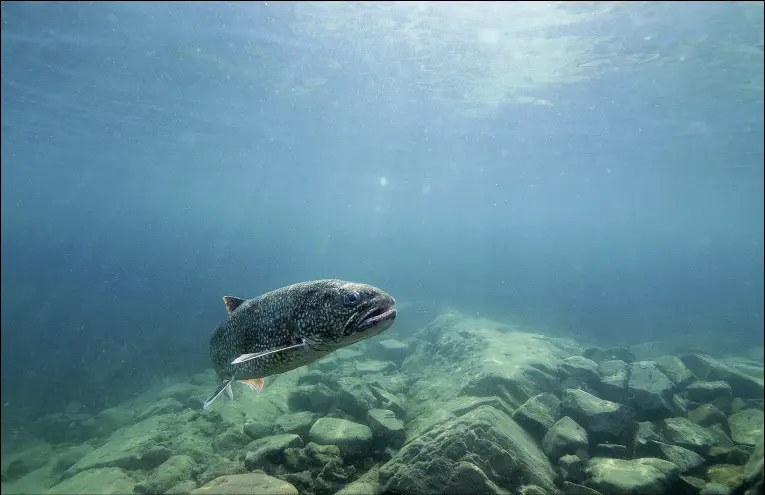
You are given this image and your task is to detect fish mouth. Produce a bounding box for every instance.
[357,303,397,332]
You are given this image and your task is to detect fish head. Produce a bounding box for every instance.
[300,279,397,350]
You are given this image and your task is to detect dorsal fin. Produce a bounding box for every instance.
[222,296,246,314]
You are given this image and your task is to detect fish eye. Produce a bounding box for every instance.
[343,291,361,305]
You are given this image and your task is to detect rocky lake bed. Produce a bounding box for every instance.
[1,311,763,495]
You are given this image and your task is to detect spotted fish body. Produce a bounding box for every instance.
[205,279,397,408]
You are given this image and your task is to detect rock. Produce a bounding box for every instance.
[728,409,764,446]
[334,377,379,418]
[585,457,681,494]
[355,360,399,375]
[700,482,732,495]
[731,397,764,414]
[559,356,600,390]
[512,392,562,442]
[688,404,728,430]
[309,417,373,457]
[272,411,318,439]
[369,339,411,366]
[684,381,734,411]
[706,464,746,491]
[583,347,635,364]
[562,481,602,495]
[653,355,697,389]
[288,384,336,414]
[379,405,556,494]
[284,442,343,471]
[542,416,589,460]
[243,419,273,440]
[55,445,95,472]
[592,443,629,459]
[741,435,764,494]
[627,361,677,419]
[662,417,717,456]
[444,461,511,495]
[142,455,197,494]
[367,409,406,449]
[166,480,199,494]
[633,440,706,475]
[197,456,244,485]
[212,428,252,457]
[681,354,764,400]
[634,421,665,445]
[558,454,586,483]
[93,407,135,437]
[368,385,406,419]
[64,415,175,475]
[166,480,198,494]
[597,360,630,404]
[561,388,637,445]
[47,467,135,494]
[30,412,98,444]
[190,473,298,495]
[244,434,303,471]
[136,398,185,421]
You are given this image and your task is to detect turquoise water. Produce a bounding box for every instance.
[1,2,762,494]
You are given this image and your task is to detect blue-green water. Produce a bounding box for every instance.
[1,3,763,494]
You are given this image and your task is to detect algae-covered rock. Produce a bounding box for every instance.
[136,397,185,421]
[380,405,556,494]
[512,392,562,442]
[653,355,697,389]
[728,408,764,446]
[47,467,135,494]
[190,472,298,494]
[561,388,637,445]
[64,414,175,475]
[662,417,718,456]
[559,356,600,391]
[688,403,728,430]
[585,457,680,494]
[684,381,734,411]
[597,359,630,404]
[627,361,677,419]
[633,440,706,475]
[272,411,318,438]
[368,339,411,366]
[542,416,588,460]
[367,408,406,449]
[197,456,245,485]
[444,461,511,495]
[681,354,764,400]
[309,417,373,456]
[139,454,197,494]
[244,434,303,471]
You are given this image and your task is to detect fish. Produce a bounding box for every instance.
[204,279,397,408]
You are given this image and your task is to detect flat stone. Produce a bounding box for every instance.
[190,473,298,495]
[309,417,373,456]
[47,467,135,495]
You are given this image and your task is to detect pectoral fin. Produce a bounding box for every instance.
[231,339,307,365]
[203,378,233,409]
[239,378,265,392]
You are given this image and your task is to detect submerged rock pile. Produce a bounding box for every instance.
[1,313,762,495]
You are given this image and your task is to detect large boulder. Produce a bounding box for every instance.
[585,457,681,494]
[561,388,637,445]
[681,354,763,400]
[190,473,298,495]
[379,405,556,494]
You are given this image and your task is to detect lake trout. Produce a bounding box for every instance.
[204,279,397,408]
